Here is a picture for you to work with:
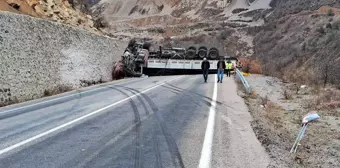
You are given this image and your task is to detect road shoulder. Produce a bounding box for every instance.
[212,76,270,168]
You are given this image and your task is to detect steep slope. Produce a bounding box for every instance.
[0,0,39,16]
[269,0,340,19]
[0,0,98,33]
[85,0,272,32]
[255,3,340,86]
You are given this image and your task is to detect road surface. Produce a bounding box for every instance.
[0,75,269,168]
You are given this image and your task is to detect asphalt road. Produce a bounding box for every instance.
[0,75,270,168]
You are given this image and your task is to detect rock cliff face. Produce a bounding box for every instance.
[0,11,127,106]
[0,0,98,33]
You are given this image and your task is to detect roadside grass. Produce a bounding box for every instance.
[301,87,340,110]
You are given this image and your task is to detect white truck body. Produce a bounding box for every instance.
[146,59,237,70]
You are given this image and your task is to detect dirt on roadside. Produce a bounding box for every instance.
[238,74,340,168]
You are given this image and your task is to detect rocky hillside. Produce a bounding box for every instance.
[56,1,340,87]
[74,0,272,58]
[1,0,339,86]
[255,1,340,86]
[269,0,340,19]
[78,0,271,32]
[0,0,98,33]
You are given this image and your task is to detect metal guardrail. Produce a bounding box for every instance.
[235,68,251,94]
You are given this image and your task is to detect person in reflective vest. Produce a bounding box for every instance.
[226,61,233,77]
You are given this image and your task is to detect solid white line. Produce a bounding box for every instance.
[198,74,218,168]
[0,76,183,156]
[0,78,143,114]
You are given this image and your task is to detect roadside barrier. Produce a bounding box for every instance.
[235,68,251,94]
[290,111,320,153]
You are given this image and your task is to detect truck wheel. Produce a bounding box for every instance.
[198,46,208,59]
[143,42,151,51]
[208,47,219,59]
[186,46,197,59]
[162,50,172,58]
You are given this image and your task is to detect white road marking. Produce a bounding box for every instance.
[0,78,142,114]
[0,76,183,156]
[198,74,218,168]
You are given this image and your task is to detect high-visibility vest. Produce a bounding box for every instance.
[226,63,233,69]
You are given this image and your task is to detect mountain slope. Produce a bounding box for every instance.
[255,4,340,86]
[0,0,98,33]
[85,0,272,32]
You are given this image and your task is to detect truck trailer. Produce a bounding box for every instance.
[121,39,238,76]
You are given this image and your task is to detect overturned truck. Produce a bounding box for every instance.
[121,39,225,76]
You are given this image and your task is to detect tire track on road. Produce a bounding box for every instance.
[107,87,142,168]
[165,83,223,105]
[161,85,214,108]
[63,79,184,168]
[0,76,184,160]
[117,85,185,168]
[164,83,243,112]
[60,87,143,168]
[115,86,163,168]
[63,87,143,168]
[0,77,149,121]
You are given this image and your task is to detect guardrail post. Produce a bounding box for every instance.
[235,68,251,94]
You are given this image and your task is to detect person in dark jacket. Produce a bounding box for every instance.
[201,58,210,82]
[217,57,226,83]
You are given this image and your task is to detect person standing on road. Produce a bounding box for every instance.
[226,61,233,77]
[217,57,226,83]
[201,57,210,83]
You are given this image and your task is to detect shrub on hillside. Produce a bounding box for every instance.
[238,58,262,74]
[219,29,234,40]
[328,9,335,16]
[43,85,73,97]
[316,26,325,34]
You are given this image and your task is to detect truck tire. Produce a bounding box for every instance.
[162,50,172,58]
[186,46,197,59]
[143,42,151,51]
[198,46,208,59]
[128,39,136,48]
[208,47,219,59]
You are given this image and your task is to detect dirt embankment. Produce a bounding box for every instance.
[239,74,340,168]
